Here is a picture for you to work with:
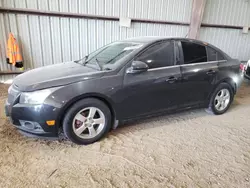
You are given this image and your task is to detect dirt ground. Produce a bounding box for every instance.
[0,83,250,188]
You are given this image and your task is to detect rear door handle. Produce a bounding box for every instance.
[166,77,177,83]
[206,70,216,75]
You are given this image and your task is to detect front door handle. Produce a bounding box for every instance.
[166,77,177,83]
[206,70,216,75]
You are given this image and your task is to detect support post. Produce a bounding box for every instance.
[188,0,207,39]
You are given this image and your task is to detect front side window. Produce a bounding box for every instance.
[181,41,207,64]
[136,41,175,69]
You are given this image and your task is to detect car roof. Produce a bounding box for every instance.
[122,36,205,44]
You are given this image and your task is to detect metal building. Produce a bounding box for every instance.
[0,0,250,81]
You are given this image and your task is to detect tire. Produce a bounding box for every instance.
[207,83,234,115]
[63,98,112,145]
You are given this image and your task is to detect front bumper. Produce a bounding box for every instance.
[5,102,60,138]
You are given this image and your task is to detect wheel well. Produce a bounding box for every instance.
[207,79,236,105]
[57,96,116,129]
[222,79,236,94]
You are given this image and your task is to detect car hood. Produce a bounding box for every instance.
[13,61,104,91]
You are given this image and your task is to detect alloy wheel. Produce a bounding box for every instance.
[214,88,230,111]
[72,107,106,139]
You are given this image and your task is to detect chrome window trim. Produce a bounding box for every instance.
[148,65,180,71]
[147,60,227,72]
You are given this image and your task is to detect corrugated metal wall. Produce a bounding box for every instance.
[1,0,250,83]
[199,27,250,61]
[200,0,250,61]
[2,0,192,21]
[202,0,250,26]
[0,0,191,79]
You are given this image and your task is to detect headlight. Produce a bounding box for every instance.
[20,87,60,104]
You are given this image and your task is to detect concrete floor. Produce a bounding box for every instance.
[0,83,250,188]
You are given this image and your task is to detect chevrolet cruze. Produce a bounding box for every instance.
[5,37,243,144]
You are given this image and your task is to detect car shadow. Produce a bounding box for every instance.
[111,107,211,134]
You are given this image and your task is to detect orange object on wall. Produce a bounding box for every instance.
[6,33,23,68]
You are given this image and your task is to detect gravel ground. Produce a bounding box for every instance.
[0,83,250,188]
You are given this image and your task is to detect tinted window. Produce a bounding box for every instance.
[207,47,217,61]
[181,41,207,64]
[217,52,225,61]
[136,41,175,69]
[207,47,226,61]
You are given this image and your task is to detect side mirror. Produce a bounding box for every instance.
[126,61,148,74]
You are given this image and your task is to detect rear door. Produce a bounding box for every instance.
[119,40,182,119]
[178,40,218,106]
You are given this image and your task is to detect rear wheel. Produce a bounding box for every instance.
[207,83,234,115]
[63,98,112,145]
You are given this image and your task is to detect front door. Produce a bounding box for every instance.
[118,40,183,119]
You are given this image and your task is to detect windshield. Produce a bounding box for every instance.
[81,42,143,70]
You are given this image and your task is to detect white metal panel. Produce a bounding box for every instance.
[1,0,192,22]
[60,18,72,61]
[49,0,60,11]
[112,0,120,17]
[0,14,6,71]
[14,0,26,8]
[96,0,105,16]
[37,0,49,10]
[104,0,113,16]
[70,18,80,60]
[79,0,88,14]
[88,0,96,14]
[26,0,38,9]
[28,16,43,67]
[60,0,69,12]
[70,0,79,13]
[96,20,105,49]
[199,27,250,61]
[88,19,97,52]
[79,19,89,57]
[16,14,34,69]
[203,0,250,26]
[3,0,14,7]
[40,16,53,66]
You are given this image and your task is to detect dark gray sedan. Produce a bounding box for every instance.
[5,37,243,144]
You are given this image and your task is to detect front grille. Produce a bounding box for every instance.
[7,84,20,104]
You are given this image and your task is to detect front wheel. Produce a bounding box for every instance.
[63,98,112,145]
[207,83,234,115]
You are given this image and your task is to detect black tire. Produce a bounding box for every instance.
[207,82,234,115]
[63,98,112,145]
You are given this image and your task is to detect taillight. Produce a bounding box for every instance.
[240,63,245,71]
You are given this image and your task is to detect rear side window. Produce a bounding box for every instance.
[207,47,217,61]
[217,52,225,61]
[136,41,175,69]
[181,41,207,64]
[207,47,226,61]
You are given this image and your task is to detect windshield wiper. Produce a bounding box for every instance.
[74,55,88,64]
[94,58,102,71]
[83,57,102,71]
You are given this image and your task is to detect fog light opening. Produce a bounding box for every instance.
[24,121,35,129]
[19,120,44,133]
